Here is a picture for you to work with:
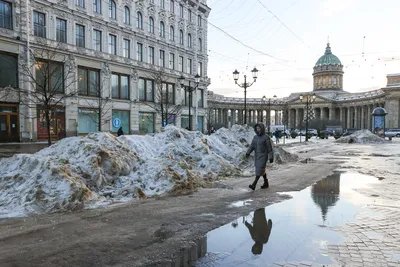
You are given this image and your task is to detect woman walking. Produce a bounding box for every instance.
[246,123,274,190]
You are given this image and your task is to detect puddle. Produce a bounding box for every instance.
[228,199,253,208]
[195,172,379,266]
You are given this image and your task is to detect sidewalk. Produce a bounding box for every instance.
[0,143,48,157]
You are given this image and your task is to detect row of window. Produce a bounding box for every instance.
[0,0,204,32]
[76,0,203,26]
[33,11,203,51]
[78,67,204,106]
[0,52,204,106]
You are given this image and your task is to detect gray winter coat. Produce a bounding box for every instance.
[246,123,273,176]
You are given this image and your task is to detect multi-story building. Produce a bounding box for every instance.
[0,0,211,142]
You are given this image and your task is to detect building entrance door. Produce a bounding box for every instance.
[0,104,19,142]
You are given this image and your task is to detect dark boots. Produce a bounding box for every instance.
[261,173,269,189]
[249,174,270,190]
[249,176,260,191]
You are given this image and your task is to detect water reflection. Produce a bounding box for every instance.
[245,208,273,255]
[196,172,379,266]
[311,173,340,223]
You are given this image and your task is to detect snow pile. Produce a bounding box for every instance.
[0,125,297,217]
[336,130,387,144]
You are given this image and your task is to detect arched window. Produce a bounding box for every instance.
[197,15,201,26]
[159,21,165,37]
[109,0,116,20]
[137,11,143,29]
[149,16,154,33]
[187,33,192,47]
[124,6,130,24]
[169,26,174,41]
[179,29,184,45]
[198,38,202,51]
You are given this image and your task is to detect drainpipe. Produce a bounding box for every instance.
[25,0,33,141]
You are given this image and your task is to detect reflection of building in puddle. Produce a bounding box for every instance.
[311,173,341,222]
[180,235,207,266]
[244,208,273,255]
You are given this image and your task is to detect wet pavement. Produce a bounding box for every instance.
[0,143,47,157]
[195,172,398,267]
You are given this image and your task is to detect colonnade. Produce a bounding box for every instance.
[209,102,386,131]
[209,108,284,127]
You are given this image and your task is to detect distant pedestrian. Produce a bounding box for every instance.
[117,127,124,136]
[246,123,274,190]
[274,130,280,144]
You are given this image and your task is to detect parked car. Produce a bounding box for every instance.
[308,129,318,136]
[385,129,400,137]
[342,129,360,136]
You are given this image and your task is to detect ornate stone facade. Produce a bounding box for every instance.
[0,0,211,141]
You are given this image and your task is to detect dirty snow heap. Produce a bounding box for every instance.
[336,130,387,144]
[0,125,296,217]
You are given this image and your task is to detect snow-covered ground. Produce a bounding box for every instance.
[0,125,297,218]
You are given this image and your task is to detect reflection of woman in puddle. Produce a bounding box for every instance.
[245,208,273,255]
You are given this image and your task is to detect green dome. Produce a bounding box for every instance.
[315,43,341,66]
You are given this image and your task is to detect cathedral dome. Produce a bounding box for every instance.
[313,43,344,91]
[315,43,342,66]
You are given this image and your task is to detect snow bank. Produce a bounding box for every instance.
[0,125,297,217]
[336,130,387,144]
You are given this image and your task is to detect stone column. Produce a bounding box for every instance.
[354,106,359,128]
[231,109,235,125]
[346,107,351,129]
[340,107,345,129]
[274,110,278,125]
[367,105,372,131]
[296,108,301,129]
[329,107,334,121]
[224,109,229,127]
[360,106,365,129]
[218,108,222,124]
[238,110,243,124]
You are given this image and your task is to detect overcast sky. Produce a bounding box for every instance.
[206,0,400,98]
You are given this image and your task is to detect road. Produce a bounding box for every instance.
[1,139,400,267]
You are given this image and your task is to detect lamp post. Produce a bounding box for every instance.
[299,93,316,141]
[262,95,277,135]
[233,67,259,125]
[179,74,200,131]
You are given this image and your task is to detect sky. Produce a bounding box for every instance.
[206,0,400,98]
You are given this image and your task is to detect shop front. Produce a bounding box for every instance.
[181,115,190,129]
[139,112,154,134]
[112,110,130,134]
[0,103,19,142]
[197,116,204,133]
[78,109,99,134]
[36,107,66,140]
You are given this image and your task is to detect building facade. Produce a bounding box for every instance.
[0,0,210,142]
[208,44,400,132]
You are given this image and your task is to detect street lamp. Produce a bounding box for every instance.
[179,74,200,131]
[262,95,277,135]
[232,67,258,125]
[299,93,316,141]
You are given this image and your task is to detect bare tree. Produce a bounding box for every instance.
[80,70,113,132]
[142,70,183,127]
[7,43,77,146]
